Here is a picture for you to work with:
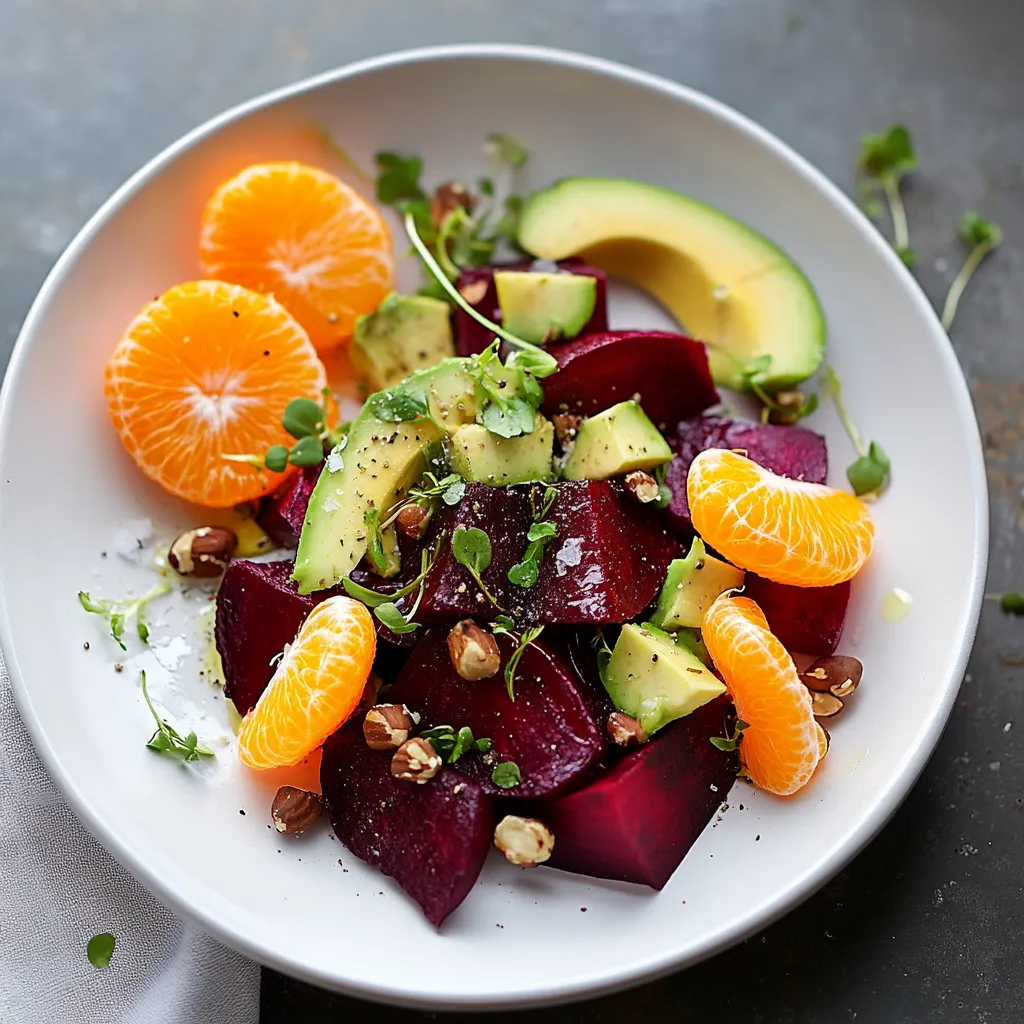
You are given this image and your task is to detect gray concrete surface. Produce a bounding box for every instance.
[2,1,1022,1021]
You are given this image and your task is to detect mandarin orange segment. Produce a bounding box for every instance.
[702,594,822,796]
[199,162,394,352]
[238,596,376,770]
[687,448,874,587]
[104,280,327,507]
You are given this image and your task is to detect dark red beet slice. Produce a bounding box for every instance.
[526,697,737,889]
[390,629,607,798]
[455,259,608,356]
[744,575,851,656]
[256,465,322,549]
[664,416,828,538]
[321,723,493,926]
[542,331,719,431]
[418,481,682,624]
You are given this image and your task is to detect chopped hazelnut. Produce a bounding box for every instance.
[271,786,322,834]
[363,704,414,750]
[395,504,430,540]
[447,620,501,680]
[809,690,844,718]
[623,470,660,503]
[493,815,555,867]
[391,737,442,783]
[552,412,582,448]
[429,180,475,229]
[606,711,649,748]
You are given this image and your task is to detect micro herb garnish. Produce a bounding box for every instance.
[857,124,918,267]
[821,367,891,497]
[491,760,522,789]
[362,507,388,571]
[451,526,503,609]
[87,933,116,969]
[78,581,171,651]
[710,719,750,752]
[941,211,1003,331]
[653,461,673,509]
[365,386,430,424]
[419,724,492,763]
[140,671,213,763]
[591,629,615,689]
[986,592,1024,615]
[491,620,545,698]
[465,342,543,440]
[223,390,334,472]
[508,523,557,588]
[374,602,420,635]
[730,352,819,425]
[409,472,466,508]
[485,132,528,170]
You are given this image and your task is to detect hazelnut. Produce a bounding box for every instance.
[447,620,501,681]
[430,180,475,229]
[458,279,489,306]
[391,737,442,783]
[801,655,863,694]
[551,412,582,448]
[168,526,237,578]
[395,504,431,540]
[271,786,322,834]
[363,704,414,750]
[493,815,555,867]
[809,690,844,719]
[623,470,660,503]
[606,711,649,748]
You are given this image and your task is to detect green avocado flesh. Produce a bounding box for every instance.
[517,177,826,392]
[562,400,672,480]
[449,417,554,486]
[603,623,726,736]
[650,538,746,631]
[351,293,456,394]
[494,270,596,343]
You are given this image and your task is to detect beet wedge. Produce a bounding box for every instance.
[744,575,851,656]
[390,628,607,798]
[321,723,493,926]
[664,416,828,538]
[543,331,719,431]
[527,697,737,889]
[256,465,322,549]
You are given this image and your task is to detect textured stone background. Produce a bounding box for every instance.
[2,1,1022,1021]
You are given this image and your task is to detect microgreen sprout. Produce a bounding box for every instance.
[419,723,492,763]
[508,489,559,588]
[986,592,1024,615]
[223,390,333,473]
[87,933,116,969]
[857,124,918,267]
[710,719,750,752]
[78,581,171,650]
[941,212,1003,331]
[653,461,673,509]
[451,526,503,609]
[491,760,522,789]
[821,367,891,497]
[140,671,213,763]
[491,619,545,698]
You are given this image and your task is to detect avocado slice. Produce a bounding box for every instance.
[650,538,745,630]
[351,293,456,394]
[603,623,726,736]
[562,400,672,480]
[449,416,555,486]
[517,177,825,392]
[494,270,597,344]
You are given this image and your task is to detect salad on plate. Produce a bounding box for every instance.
[86,136,878,927]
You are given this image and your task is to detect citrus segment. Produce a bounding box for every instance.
[104,280,327,507]
[199,162,394,352]
[238,596,376,770]
[702,594,821,796]
[686,448,874,587]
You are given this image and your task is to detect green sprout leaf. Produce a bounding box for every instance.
[857,124,916,264]
[474,736,493,753]
[140,671,213,763]
[78,582,171,651]
[653,461,673,509]
[847,441,891,496]
[988,592,1024,615]
[87,933,116,969]
[508,521,558,589]
[451,526,502,608]
[485,133,528,170]
[264,445,289,473]
[480,396,536,439]
[365,387,430,423]
[288,435,325,468]
[362,508,388,571]
[374,151,427,205]
[419,723,490,763]
[282,397,327,439]
[491,761,522,789]
[710,719,750,752]
[493,625,545,699]
[941,211,1003,331]
[374,602,421,635]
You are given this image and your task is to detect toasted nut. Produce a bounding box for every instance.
[552,412,582,448]
[809,690,844,718]
[767,389,809,425]
[430,180,475,228]
[363,704,414,750]
[606,711,648,748]
[623,470,660,503]
[168,526,237,578]
[395,504,431,540]
[458,278,489,306]
[802,655,863,694]
[494,815,555,867]
[391,737,442,783]
[448,620,501,681]
[271,786,322,834]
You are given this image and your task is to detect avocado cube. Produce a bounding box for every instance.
[448,417,554,486]
[494,270,597,344]
[562,400,672,480]
[650,537,745,630]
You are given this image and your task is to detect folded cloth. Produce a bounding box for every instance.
[0,665,259,1024]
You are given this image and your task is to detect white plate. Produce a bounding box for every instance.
[0,45,987,1008]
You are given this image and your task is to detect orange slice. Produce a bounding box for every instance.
[702,593,822,796]
[687,448,874,587]
[199,162,394,352]
[238,596,376,770]
[105,280,327,507]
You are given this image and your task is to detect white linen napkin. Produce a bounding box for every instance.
[0,663,260,1024]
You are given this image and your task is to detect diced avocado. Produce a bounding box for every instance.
[603,623,726,735]
[449,415,554,486]
[351,293,455,393]
[562,400,672,480]
[517,177,826,392]
[650,537,745,630]
[494,270,597,344]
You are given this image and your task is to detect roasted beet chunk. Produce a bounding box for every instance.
[390,629,607,798]
[744,575,851,655]
[527,697,737,889]
[418,481,681,624]
[543,331,719,431]
[454,259,608,356]
[664,416,828,538]
[256,465,321,549]
[321,723,493,926]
